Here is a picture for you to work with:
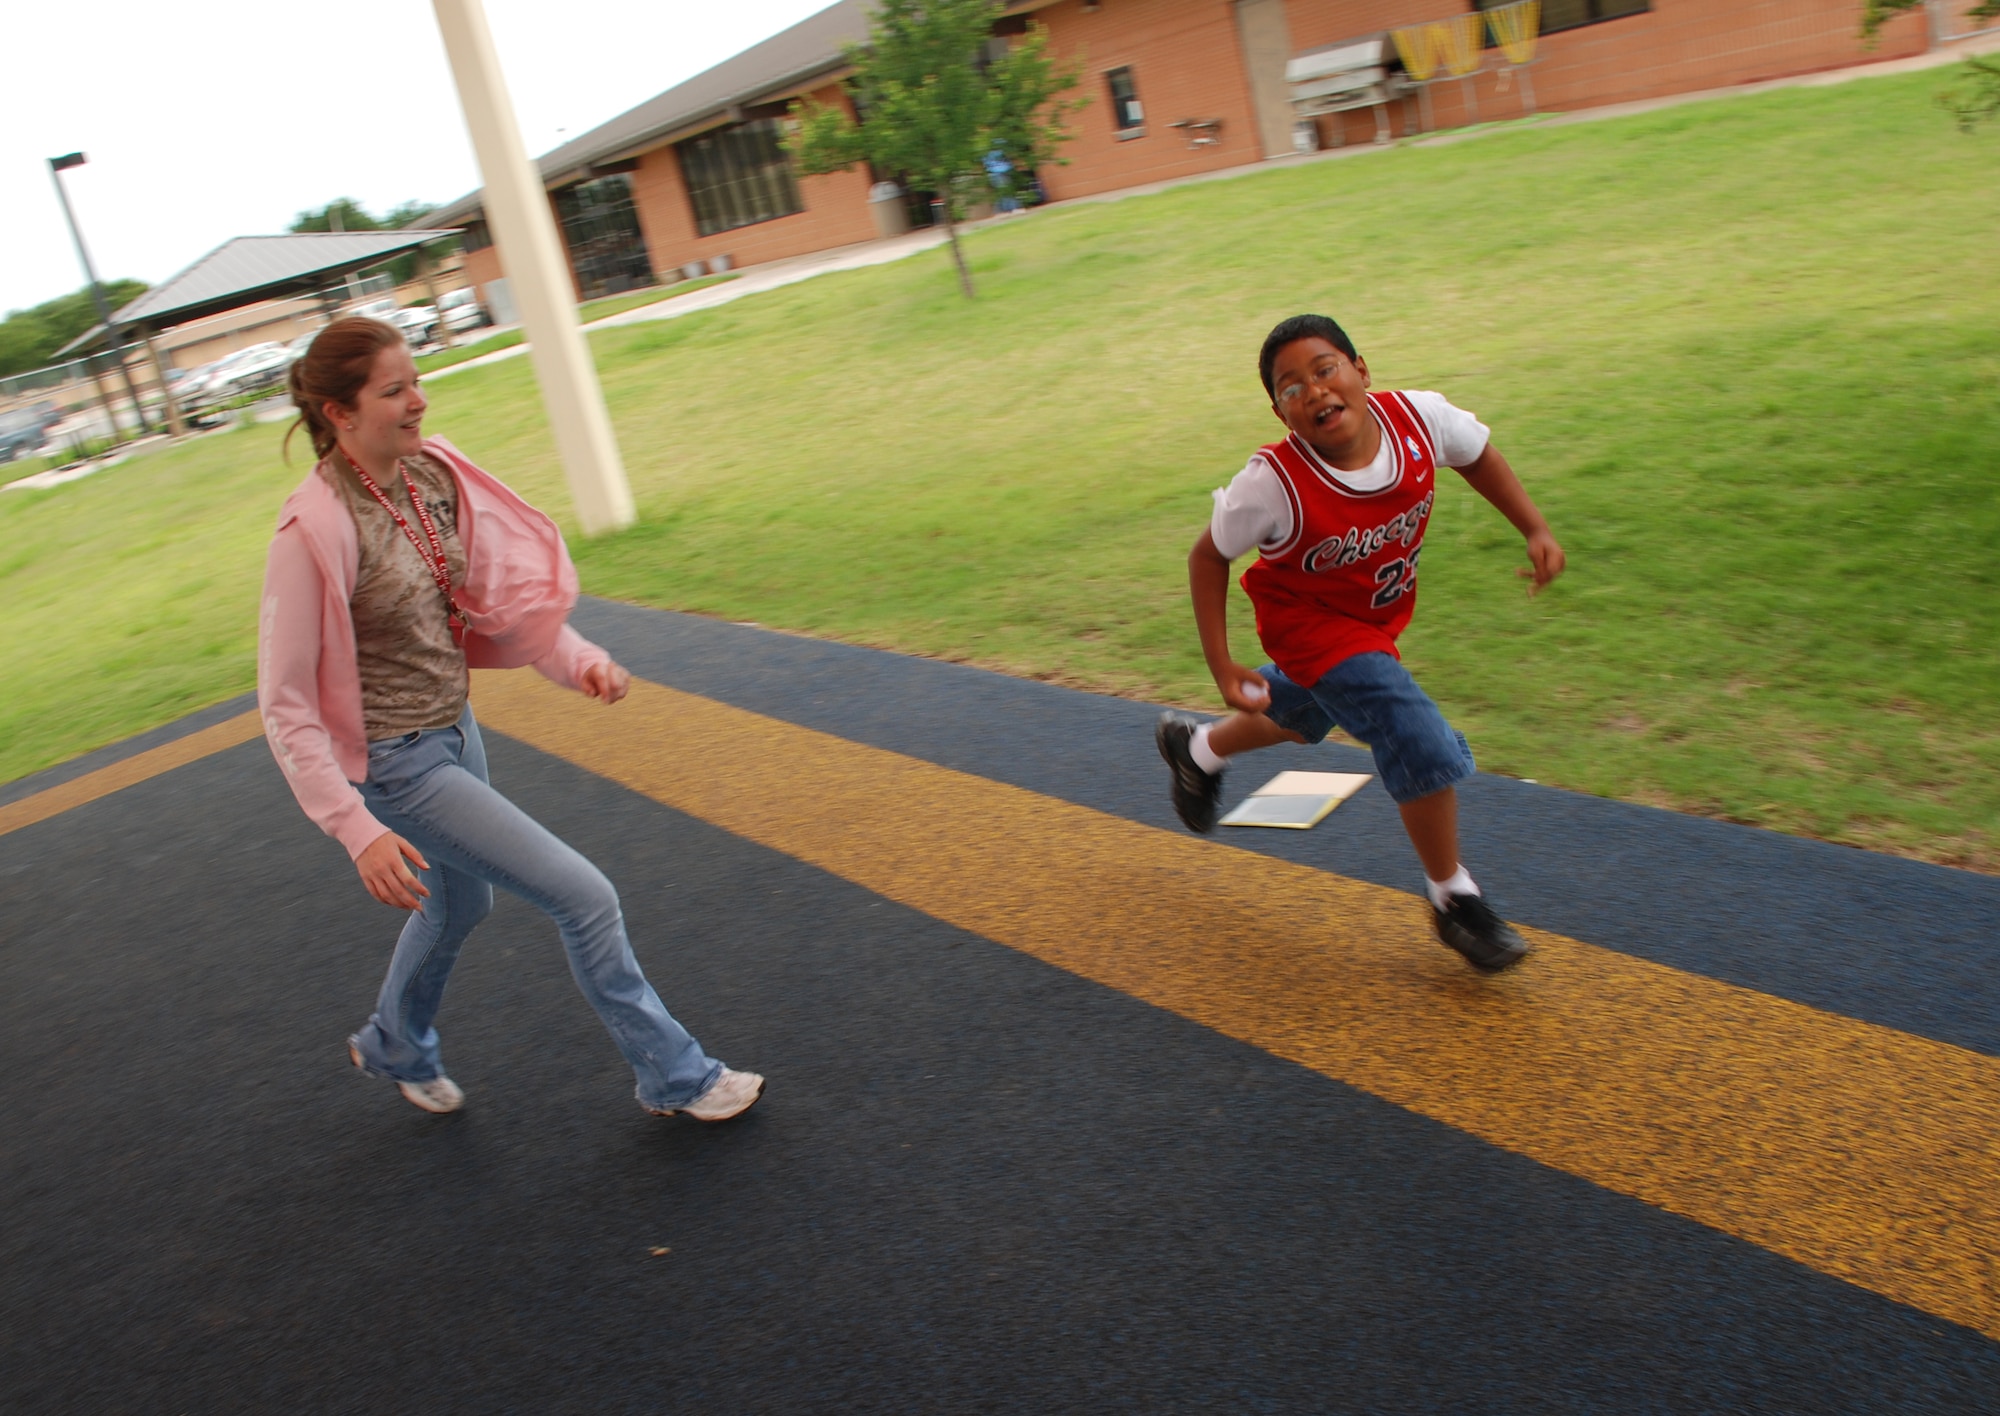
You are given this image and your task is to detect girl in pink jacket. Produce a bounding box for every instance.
[259,316,762,1120]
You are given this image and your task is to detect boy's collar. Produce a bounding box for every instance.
[1288,397,1386,476]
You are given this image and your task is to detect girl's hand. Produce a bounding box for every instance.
[1216,663,1273,713]
[579,659,631,704]
[1516,530,1567,596]
[358,832,430,910]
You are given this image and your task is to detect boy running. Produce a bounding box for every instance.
[1158,314,1564,970]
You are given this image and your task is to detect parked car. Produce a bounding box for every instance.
[388,304,439,347]
[284,330,319,365]
[345,296,444,347]
[166,364,211,412]
[437,286,489,333]
[0,402,62,464]
[207,342,291,400]
[338,295,439,347]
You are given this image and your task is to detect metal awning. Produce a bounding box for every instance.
[79,231,460,346]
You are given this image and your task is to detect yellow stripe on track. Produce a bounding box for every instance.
[472,669,2000,1340]
[0,711,264,840]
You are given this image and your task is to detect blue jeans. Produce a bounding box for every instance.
[348,705,721,1111]
[1259,652,1475,804]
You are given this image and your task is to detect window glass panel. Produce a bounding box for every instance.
[1106,67,1143,129]
[552,175,654,299]
[678,118,804,238]
[1473,0,1648,35]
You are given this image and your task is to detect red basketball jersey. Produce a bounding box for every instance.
[1239,390,1439,684]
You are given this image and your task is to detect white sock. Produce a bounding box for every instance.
[1189,723,1227,776]
[1425,866,1478,910]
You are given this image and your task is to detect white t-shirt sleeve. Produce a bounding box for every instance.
[1405,390,1491,468]
[1209,456,1291,561]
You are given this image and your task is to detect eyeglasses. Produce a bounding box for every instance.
[1275,354,1347,405]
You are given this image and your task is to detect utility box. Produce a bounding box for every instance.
[869,181,911,239]
[481,277,519,327]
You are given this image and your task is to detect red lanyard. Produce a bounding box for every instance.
[342,452,466,641]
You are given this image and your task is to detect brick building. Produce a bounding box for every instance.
[430,0,1947,305]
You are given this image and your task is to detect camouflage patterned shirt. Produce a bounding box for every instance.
[320,450,470,740]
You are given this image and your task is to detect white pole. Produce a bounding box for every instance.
[430,0,636,534]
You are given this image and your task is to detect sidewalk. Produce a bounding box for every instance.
[424,227,954,382]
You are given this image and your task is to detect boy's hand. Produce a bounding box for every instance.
[1454,444,1564,596]
[1515,530,1566,596]
[1216,663,1272,713]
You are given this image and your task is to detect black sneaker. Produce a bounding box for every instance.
[1156,711,1222,833]
[1432,893,1529,971]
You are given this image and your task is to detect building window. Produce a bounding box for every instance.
[679,118,803,238]
[1106,67,1144,132]
[1474,0,1648,35]
[460,218,492,253]
[553,175,655,298]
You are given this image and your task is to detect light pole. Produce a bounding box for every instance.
[48,152,152,441]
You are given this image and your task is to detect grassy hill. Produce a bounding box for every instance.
[3,66,1994,867]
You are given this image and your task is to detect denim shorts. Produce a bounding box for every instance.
[1259,652,1475,804]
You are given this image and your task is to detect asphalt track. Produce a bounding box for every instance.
[5,599,1999,1413]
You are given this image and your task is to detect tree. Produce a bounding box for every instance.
[1862,2,2000,128]
[290,197,387,234]
[787,0,1084,298]
[1861,0,1999,36]
[291,198,455,288]
[0,280,151,379]
[1945,55,2000,130]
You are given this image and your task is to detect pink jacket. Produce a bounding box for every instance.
[257,435,609,859]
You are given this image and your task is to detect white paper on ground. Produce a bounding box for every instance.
[1218,770,1373,830]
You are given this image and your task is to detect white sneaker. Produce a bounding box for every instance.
[397,1076,465,1113]
[654,1067,765,1121]
[349,1038,464,1113]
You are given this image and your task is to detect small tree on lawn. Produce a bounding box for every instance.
[787,0,1084,298]
[1862,1,2000,129]
[1861,0,1999,35]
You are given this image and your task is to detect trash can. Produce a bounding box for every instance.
[869,181,910,239]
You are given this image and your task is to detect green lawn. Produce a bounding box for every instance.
[413,275,739,374]
[415,328,525,373]
[576,273,736,324]
[3,68,1995,868]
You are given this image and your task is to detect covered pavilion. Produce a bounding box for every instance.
[58,229,458,438]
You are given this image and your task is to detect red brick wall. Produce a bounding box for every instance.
[458,82,880,306]
[626,84,881,278]
[462,244,503,302]
[1283,0,1933,143]
[1030,0,1271,199]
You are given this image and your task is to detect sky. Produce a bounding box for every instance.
[0,0,838,317]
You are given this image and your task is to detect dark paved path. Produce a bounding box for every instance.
[4,600,1997,1413]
